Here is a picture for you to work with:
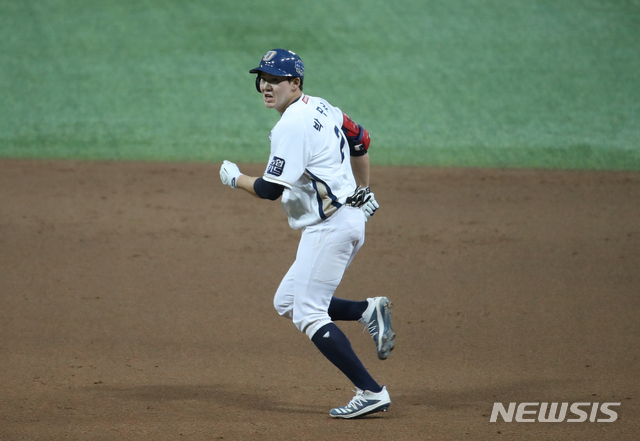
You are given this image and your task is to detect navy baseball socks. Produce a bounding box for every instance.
[311,323,382,394]
[328,297,368,321]
[312,323,392,418]
[329,296,396,360]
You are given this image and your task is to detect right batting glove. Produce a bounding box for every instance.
[220,160,241,188]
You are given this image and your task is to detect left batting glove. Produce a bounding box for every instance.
[345,186,380,221]
[220,160,241,188]
[362,192,379,221]
[345,186,371,207]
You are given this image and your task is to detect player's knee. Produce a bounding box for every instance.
[294,313,332,340]
[273,294,293,319]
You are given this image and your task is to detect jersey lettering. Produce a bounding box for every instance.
[313,118,323,131]
[316,102,328,116]
[334,126,346,163]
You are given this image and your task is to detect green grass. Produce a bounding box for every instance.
[1,0,639,170]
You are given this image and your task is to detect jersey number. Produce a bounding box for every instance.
[334,126,346,163]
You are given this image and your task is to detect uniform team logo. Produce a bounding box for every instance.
[263,51,277,62]
[267,156,285,177]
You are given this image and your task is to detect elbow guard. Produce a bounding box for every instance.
[342,113,370,157]
[254,178,285,201]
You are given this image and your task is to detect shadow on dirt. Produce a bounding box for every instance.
[84,384,327,415]
[397,378,604,410]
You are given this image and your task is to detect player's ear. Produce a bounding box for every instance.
[289,77,301,91]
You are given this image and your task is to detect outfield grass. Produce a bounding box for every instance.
[1,0,639,170]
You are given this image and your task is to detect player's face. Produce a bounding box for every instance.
[259,73,301,114]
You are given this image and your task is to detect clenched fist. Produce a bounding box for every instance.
[220,160,241,188]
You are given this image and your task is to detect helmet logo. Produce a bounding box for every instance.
[263,51,277,62]
[295,59,305,76]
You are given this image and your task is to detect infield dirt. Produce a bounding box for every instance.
[1,159,639,440]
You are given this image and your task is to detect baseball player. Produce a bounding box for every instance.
[219,49,395,418]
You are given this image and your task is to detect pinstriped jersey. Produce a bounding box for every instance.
[262,94,357,229]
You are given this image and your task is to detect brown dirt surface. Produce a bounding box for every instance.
[1,159,639,441]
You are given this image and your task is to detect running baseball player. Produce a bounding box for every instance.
[219,49,395,418]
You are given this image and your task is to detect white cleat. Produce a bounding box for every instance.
[330,386,391,419]
[360,297,395,360]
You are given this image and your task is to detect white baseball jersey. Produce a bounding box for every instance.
[262,94,357,229]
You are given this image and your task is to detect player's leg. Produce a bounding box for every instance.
[328,298,395,360]
[274,243,378,392]
[273,264,295,320]
[328,297,368,321]
[325,214,369,322]
[281,236,369,323]
[290,207,389,416]
[291,206,365,338]
[323,220,396,360]
[311,322,381,393]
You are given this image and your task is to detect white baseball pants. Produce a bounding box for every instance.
[273,206,366,339]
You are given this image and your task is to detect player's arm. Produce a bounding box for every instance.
[342,113,370,157]
[350,154,370,188]
[342,113,371,188]
[236,174,259,197]
[341,113,379,220]
[220,161,284,200]
[342,112,371,187]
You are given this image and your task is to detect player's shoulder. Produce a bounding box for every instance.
[272,103,307,138]
[273,94,340,137]
[285,94,336,114]
[293,94,343,124]
[276,95,314,126]
[301,94,338,111]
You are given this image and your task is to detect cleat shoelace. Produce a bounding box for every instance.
[345,390,366,411]
[364,315,379,337]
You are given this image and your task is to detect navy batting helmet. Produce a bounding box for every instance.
[249,49,305,92]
